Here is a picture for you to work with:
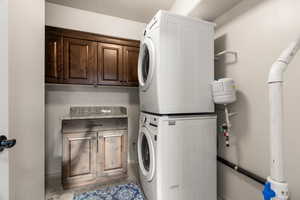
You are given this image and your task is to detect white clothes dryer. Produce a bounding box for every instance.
[138,10,215,114]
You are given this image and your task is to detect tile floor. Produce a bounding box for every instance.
[46,163,141,200]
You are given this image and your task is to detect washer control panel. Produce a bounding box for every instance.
[149,117,158,127]
[141,115,147,125]
[140,114,158,128]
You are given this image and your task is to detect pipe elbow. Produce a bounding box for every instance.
[278,38,300,64]
[269,37,300,83]
[268,61,287,83]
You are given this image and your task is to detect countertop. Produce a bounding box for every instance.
[61,114,128,120]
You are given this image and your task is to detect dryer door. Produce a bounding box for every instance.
[138,37,155,91]
[138,126,155,181]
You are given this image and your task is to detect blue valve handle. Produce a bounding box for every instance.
[263,182,276,200]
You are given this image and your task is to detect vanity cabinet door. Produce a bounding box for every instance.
[123,46,139,86]
[62,132,97,188]
[98,43,124,86]
[98,130,128,176]
[45,33,63,83]
[63,38,97,85]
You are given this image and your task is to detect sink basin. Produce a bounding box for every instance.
[61,106,128,120]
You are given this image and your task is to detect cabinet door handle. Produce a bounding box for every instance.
[96,133,99,153]
[97,137,99,153]
[96,135,103,153]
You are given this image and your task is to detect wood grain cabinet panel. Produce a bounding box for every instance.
[98,130,127,176]
[62,129,128,189]
[63,38,97,84]
[45,33,63,83]
[123,46,139,86]
[63,132,97,188]
[98,43,123,85]
[45,26,140,86]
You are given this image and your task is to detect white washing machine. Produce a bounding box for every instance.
[138,112,217,200]
[138,10,215,114]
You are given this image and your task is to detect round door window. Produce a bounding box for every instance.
[138,38,155,91]
[138,127,155,181]
[141,47,150,83]
[141,134,150,171]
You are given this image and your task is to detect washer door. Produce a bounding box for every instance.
[138,126,155,181]
[138,37,155,91]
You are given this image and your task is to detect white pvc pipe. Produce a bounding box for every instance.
[224,105,231,130]
[266,38,300,199]
[268,38,300,183]
[269,83,285,182]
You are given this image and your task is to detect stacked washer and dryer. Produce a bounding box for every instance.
[137,11,216,200]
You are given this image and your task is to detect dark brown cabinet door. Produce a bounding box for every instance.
[123,46,139,86]
[98,130,128,176]
[45,33,63,83]
[98,43,123,86]
[63,132,97,188]
[63,38,97,85]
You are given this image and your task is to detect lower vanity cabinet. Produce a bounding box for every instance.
[98,130,128,177]
[62,130,128,189]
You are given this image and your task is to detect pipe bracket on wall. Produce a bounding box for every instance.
[215,50,238,62]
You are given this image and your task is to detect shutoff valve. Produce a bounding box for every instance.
[263,177,288,200]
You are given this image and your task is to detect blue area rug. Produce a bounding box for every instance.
[73,183,145,200]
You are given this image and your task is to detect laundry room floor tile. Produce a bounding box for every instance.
[46,163,141,200]
[73,183,144,200]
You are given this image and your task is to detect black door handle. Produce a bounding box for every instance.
[0,135,16,152]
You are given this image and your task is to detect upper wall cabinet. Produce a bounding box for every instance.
[63,38,97,85]
[45,32,63,83]
[98,43,123,86]
[45,26,140,87]
[123,46,139,86]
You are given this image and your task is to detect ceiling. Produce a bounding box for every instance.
[46,0,243,23]
[189,0,243,21]
[46,0,175,23]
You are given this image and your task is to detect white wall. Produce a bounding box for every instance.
[215,0,300,199]
[8,0,45,199]
[45,3,145,176]
[46,2,145,40]
[0,0,9,199]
